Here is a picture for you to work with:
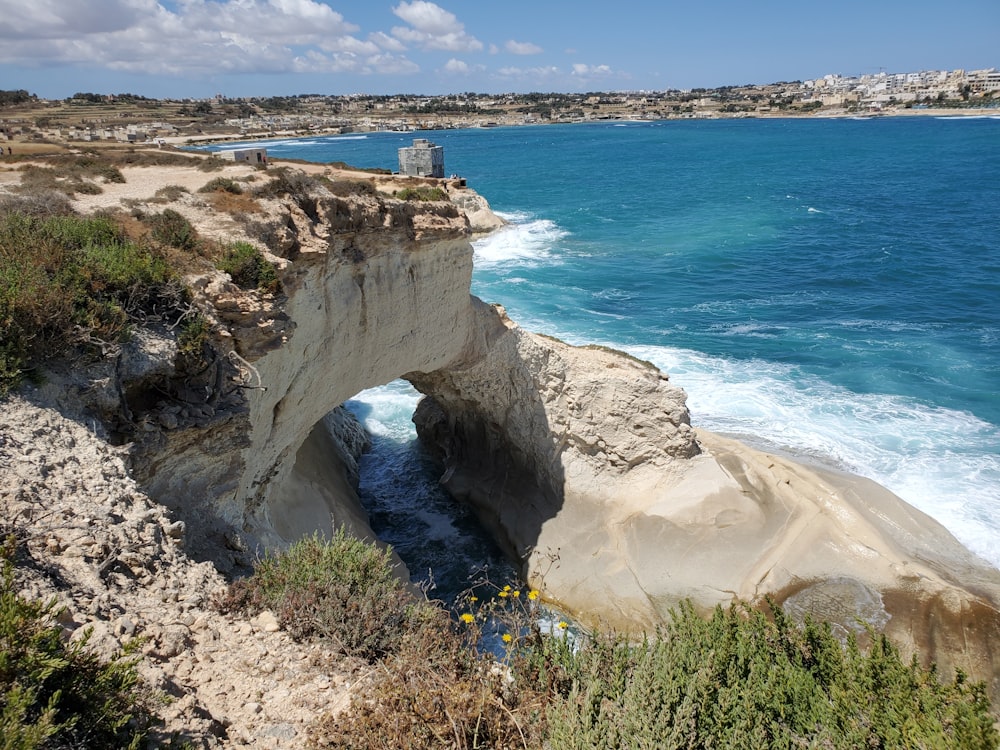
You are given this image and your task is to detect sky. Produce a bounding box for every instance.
[0,0,997,100]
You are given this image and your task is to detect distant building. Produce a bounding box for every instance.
[398,138,444,178]
[218,147,268,166]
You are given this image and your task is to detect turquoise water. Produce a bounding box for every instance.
[204,116,1000,581]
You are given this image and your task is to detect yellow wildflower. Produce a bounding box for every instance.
[468,596,478,603]
[512,590,521,598]
[460,613,475,624]
[502,633,513,644]
[557,621,568,630]
[498,590,508,598]
[503,585,512,592]
[527,590,539,601]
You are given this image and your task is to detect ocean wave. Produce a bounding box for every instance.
[209,137,317,150]
[592,288,634,302]
[710,322,787,338]
[835,318,939,334]
[345,381,420,440]
[472,217,567,269]
[204,134,370,152]
[623,343,1000,567]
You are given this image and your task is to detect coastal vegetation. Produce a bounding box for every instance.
[223,533,998,749]
[395,186,448,202]
[216,241,280,294]
[0,536,155,749]
[0,210,184,396]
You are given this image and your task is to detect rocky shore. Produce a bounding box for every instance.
[2,150,999,745]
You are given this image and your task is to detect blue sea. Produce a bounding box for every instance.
[204,116,1000,594]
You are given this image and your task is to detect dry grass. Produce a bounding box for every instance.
[205,190,264,214]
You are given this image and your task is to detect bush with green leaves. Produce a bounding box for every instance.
[309,571,998,750]
[0,212,177,395]
[0,538,154,749]
[146,208,198,251]
[250,167,331,201]
[524,601,998,750]
[217,530,423,662]
[152,185,190,203]
[395,186,448,202]
[197,177,243,195]
[216,241,279,293]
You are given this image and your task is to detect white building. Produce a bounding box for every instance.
[218,148,269,166]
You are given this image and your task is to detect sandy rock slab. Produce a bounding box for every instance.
[411,304,1000,700]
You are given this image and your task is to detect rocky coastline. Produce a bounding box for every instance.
[2,152,999,744]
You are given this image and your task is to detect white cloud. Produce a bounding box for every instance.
[0,0,154,38]
[443,58,469,74]
[391,1,482,52]
[360,54,421,76]
[496,65,560,79]
[392,1,459,35]
[572,63,613,77]
[505,40,543,56]
[369,30,407,53]
[0,0,425,79]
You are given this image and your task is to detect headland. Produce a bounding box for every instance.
[2,146,999,745]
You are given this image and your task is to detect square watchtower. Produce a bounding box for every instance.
[398,138,444,178]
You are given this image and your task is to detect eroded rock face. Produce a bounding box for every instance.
[229,187,477,549]
[408,300,700,561]
[409,302,1000,697]
[67,162,999,697]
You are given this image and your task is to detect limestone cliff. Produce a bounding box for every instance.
[37,159,1000,697]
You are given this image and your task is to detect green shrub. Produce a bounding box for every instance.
[152,185,189,203]
[0,192,74,219]
[324,179,377,198]
[197,177,243,195]
[216,242,279,293]
[311,579,998,750]
[217,530,423,662]
[311,605,540,750]
[529,601,998,750]
[395,186,448,202]
[0,539,154,749]
[13,157,124,197]
[250,167,329,200]
[175,313,210,374]
[0,212,178,395]
[146,209,197,251]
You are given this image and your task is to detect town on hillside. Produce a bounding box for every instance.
[1,67,998,148]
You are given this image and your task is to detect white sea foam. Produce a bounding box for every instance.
[710,321,786,338]
[345,381,421,441]
[472,215,567,269]
[209,137,315,150]
[625,343,1000,568]
[204,134,368,153]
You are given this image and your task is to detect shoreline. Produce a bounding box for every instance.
[163,105,1000,149]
